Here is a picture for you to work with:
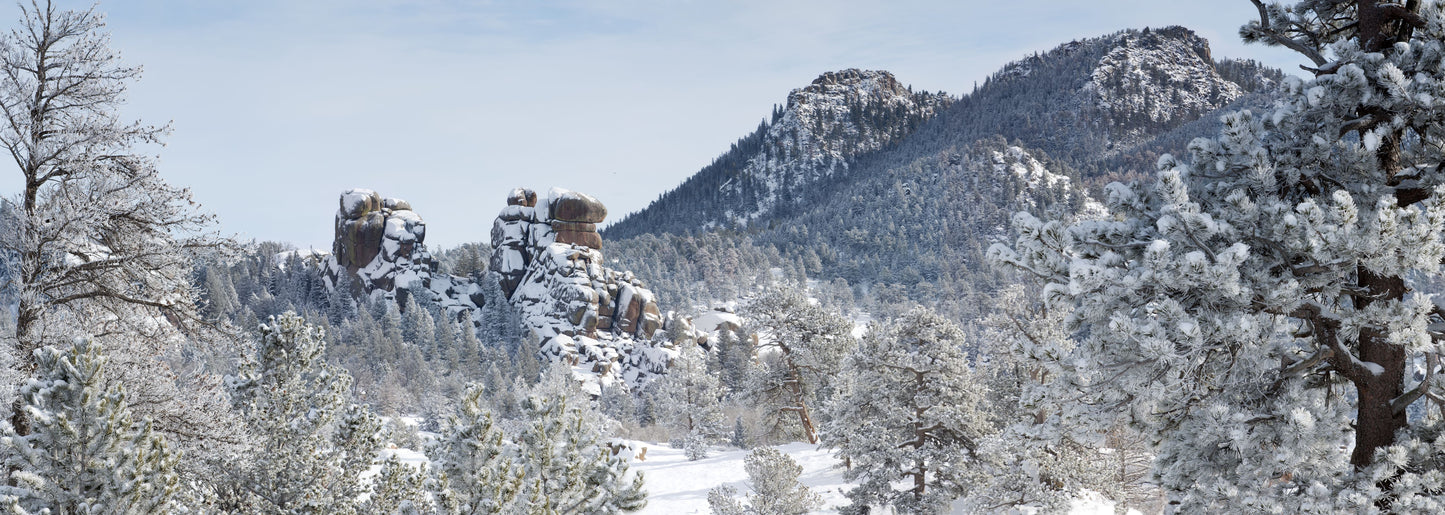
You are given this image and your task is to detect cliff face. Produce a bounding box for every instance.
[490,188,669,387]
[322,188,483,327]
[1084,27,1245,141]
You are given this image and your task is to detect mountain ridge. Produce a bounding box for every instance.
[605,25,1282,241]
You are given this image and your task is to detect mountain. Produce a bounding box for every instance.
[607,27,1280,241]
[604,69,949,239]
[600,26,1285,321]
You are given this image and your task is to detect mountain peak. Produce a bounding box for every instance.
[800,69,905,94]
[604,68,949,238]
[1088,26,1243,136]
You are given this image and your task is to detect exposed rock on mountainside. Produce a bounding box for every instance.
[1086,27,1244,141]
[605,69,950,238]
[490,187,668,388]
[322,188,483,326]
[720,69,950,220]
[972,25,1278,169]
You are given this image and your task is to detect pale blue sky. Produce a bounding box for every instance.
[5,1,1303,249]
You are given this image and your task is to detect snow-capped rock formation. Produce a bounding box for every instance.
[1086,27,1243,134]
[490,187,667,387]
[605,69,949,238]
[608,28,1282,241]
[718,69,950,226]
[322,188,483,326]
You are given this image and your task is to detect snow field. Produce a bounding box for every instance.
[627,441,851,514]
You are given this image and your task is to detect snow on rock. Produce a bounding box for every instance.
[1086,27,1243,136]
[691,309,741,337]
[990,146,1107,221]
[323,188,484,328]
[490,188,671,389]
[716,69,951,226]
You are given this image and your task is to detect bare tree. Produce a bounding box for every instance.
[0,0,233,456]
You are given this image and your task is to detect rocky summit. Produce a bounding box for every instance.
[322,188,483,327]
[490,187,669,388]
[488,186,673,387]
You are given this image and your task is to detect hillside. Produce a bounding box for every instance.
[607,26,1280,241]
[604,69,950,239]
[599,26,1284,322]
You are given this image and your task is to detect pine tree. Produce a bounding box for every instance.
[0,337,179,513]
[712,325,753,396]
[653,340,726,457]
[428,384,523,515]
[516,393,646,514]
[364,455,430,515]
[706,447,820,515]
[218,312,384,513]
[742,287,856,443]
[991,1,1445,510]
[963,286,1123,513]
[823,308,990,513]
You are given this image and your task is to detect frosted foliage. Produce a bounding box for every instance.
[0,1,236,469]
[219,313,384,513]
[823,308,991,513]
[0,338,179,513]
[742,287,856,444]
[515,393,647,514]
[652,340,726,445]
[706,447,821,515]
[429,385,522,515]
[990,2,1445,511]
[364,455,429,515]
[963,287,1129,513]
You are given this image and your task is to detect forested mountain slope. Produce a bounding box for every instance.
[607,26,1280,240]
[604,69,950,238]
[601,26,1285,321]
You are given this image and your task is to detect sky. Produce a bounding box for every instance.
[0,1,1304,250]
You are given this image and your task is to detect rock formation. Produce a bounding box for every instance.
[490,187,666,387]
[323,188,483,326]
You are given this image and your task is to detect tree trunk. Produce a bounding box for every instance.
[1351,269,1408,468]
[912,372,927,498]
[785,372,818,444]
[1346,0,1415,469]
[914,460,926,499]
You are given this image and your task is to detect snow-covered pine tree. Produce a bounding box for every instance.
[991,1,1445,510]
[0,337,179,513]
[709,324,752,396]
[963,286,1127,513]
[823,307,991,513]
[217,312,384,513]
[653,339,726,459]
[706,447,821,515]
[742,287,856,444]
[516,392,646,514]
[365,455,431,515]
[429,384,523,515]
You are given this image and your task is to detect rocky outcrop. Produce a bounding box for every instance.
[1086,27,1244,132]
[604,69,951,238]
[323,188,483,326]
[490,187,665,387]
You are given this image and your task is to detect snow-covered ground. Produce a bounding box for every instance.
[629,441,851,514]
[628,440,1129,515]
[362,417,1131,514]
